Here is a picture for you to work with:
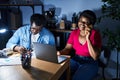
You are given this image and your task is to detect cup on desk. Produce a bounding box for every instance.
[21,52,32,69]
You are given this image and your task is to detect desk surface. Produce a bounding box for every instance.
[0,58,70,80]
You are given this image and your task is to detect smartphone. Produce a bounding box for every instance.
[89,25,93,29]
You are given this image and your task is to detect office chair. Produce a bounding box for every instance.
[69,46,111,80]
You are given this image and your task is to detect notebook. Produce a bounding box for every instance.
[32,42,67,63]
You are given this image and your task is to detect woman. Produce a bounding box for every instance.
[58,10,102,80]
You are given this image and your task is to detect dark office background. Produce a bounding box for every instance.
[0,1,120,79]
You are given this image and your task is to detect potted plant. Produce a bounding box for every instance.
[100,0,120,79]
[101,0,120,20]
[102,28,120,80]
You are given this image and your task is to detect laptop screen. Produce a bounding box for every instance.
[33,42,59,63]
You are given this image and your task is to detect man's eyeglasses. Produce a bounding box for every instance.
[30,26,41,30]
[31,27,39,30]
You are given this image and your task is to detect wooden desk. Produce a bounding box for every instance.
[0,58,70,80]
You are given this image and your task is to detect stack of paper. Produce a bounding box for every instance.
[0,54,21,66]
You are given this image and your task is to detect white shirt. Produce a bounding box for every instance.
[31,33,40,58]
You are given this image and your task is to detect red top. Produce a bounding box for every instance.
[67,29,102,57]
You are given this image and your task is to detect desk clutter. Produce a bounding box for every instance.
[0,55,21,66]
[0,48,21,66]
[0,48,32,68]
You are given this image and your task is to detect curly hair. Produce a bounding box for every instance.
[30,14,46,27]
[79,10,96,25]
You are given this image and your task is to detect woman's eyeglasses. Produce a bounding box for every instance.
[78,20,90,26]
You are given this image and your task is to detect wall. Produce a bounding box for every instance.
[20,0,103,24]
[20,0,120,33]
[44,0,103,20]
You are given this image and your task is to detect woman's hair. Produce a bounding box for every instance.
[30,14,46,27]
[79,10,96,25]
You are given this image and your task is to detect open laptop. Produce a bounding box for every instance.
[32,42,67,64]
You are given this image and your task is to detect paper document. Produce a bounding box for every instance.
[0,56,21,66]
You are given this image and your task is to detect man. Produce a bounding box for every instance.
[6,14,55,54]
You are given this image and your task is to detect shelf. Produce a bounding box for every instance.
[0,0,43,5]
[0,1,44,30]
[49,29,72,33]
[0,4,43,6]
[0,1,44,14]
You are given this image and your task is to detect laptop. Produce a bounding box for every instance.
[32,42,67,64]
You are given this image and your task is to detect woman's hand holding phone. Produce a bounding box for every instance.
[85,25,93,40]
